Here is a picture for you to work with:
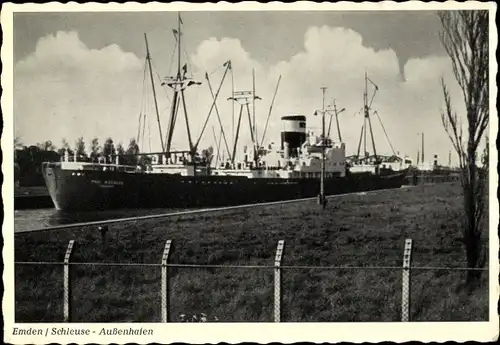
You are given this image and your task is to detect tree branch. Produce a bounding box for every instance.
[438,10,489,276]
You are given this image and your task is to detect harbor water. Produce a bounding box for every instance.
[14,207,189,233]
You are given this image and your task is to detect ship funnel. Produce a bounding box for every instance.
[281,115,306,157]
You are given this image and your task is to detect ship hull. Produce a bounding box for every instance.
[42,162,408,211]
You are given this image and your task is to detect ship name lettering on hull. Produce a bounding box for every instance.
[91,180,124,186]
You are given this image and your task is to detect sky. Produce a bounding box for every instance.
[13,10,470,165]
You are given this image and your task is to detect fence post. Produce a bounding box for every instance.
[401,238,413,322]
[161,240,172,323]
[63,240,75,322]
[274,240,284,322]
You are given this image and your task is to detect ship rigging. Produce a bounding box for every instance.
[135,12,287,172]
[40,12,409,212]
[346,72,406,172]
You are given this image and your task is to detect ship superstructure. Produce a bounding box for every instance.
[212,115,347,179]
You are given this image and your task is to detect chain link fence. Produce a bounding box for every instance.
[14,238,488,322]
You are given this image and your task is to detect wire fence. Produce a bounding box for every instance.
[14,238,487,323]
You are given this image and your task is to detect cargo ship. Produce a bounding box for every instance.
[41,115,408,211]
[41,14,408,211]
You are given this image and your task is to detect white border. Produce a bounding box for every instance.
[2,2,498,344]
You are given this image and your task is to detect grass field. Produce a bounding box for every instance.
[14,182,489,322]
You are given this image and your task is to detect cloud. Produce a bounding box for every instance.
[15,31,144,151]
[186,25,463,164]
[15,26,465,166]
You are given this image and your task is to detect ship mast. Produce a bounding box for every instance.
[144,33,165,152]
[137,112,142,147]
[326,99,345,142]
[228,88,261,164]
[319,87,327,209]
[334,101,345,143]
[177,12,181,78]
[357,125,364,159]
[417,132,425,168]
[259,75,281,148]
[163,12,201,157]
[195,61,232,158]
[363,75,367,158]
[252,69,257,147]
[361,71,379,165]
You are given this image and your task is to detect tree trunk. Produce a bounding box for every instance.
[464,144,482,284]
[465,229,481,284]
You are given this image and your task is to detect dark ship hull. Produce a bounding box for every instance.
[42,162,408,211]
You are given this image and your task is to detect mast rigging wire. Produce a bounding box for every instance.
[140,64,150,152]
[208,64,224,77]
[373,110,397,156]
[231,66,235,150]
[137,112,142,145]
[367,77,378,109]
[194,64,230,151]
[137,58,148,144]
[143,78,150,152]
[197,70,232,160]
[144,33,165,153]
[148,113,152,152]
[166,92,181,152]
[212,126,222,167]
[151,58,172,104]
[141,113,146,152]
[161,29,180,152]
[168,43,177,77]
[182,48,194,78]
[260,75,281,147]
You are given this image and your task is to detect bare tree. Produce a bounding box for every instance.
[438,10,489,284]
